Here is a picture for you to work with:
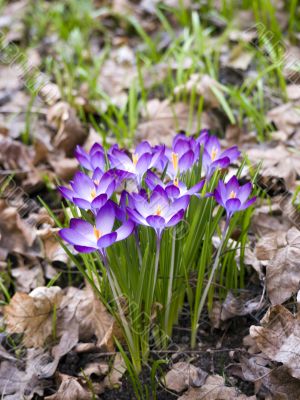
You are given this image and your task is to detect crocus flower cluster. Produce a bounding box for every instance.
[58,130,255,253]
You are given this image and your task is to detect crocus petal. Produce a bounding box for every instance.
[58,186,74,201]
[166,195,190,217]
[173,138,190,155]
[149,145,165,168]
[59,228,94,247]
[73,198,92,210]
[70,219,95,241]
[96,201,115,234]
[116,220,135,241]
[221,146,240,162]
[135,141,152,155]
[74,146,91,170]
[97,232,117,248]
[213,188,224,207]
[240,196,256,210]
[91,194,108,210]
[71,172,94,197]
[238,182,252,203]
[166,209,184,227]
[178,150,194,172]
[127,208,147,225]
[217,180,227,204]
[146,215,166,229]
[74,245,96,253]
[145,170,163,190]
[226,175,240,197]
[136,153,152,175]
[225,198,241,214]
[211,156,230,170]
[91,151,106,171]
[165,185,180,199]
[186,180,205,195]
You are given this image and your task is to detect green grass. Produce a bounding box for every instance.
[14,0,299,146]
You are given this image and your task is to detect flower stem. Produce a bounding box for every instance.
[191,225,228,348]
[164,228,176,337]
[134,228,142,269]
[100,250,141,373]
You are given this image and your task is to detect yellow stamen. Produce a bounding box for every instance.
[211,147,218,161]
[91,188,97,199]
[171,152,179,172]
[93,226,102,240]
[174,177,179,187]
[229,191,237,199]
[155,205,162,216]
[132,153,139,166]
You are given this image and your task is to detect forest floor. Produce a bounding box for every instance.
[1,0,300,399]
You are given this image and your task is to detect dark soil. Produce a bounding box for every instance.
[100,311,259,400]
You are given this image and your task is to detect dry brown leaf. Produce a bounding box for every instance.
[163,362,208,393]
[174,74,224,108]
[256,227,300,304]
[0,200,39,259]
[250,305,300,379]
[0,354,48,400]
[59,286,114,346]
[220,291,263,321]
[137,99,200,146]
[267,103,300,136]
[4,286,63,347]
[287,84,300,101]
[47,101,88,156]
[247,144,300,191]
[178,374,256,399]
[98,46,137,108]
[80,361,110,379]
[11,265,45,293]
[230,355,300,399]
[104,353,127,389]
[45,373,93,400]
[0,136,34,171]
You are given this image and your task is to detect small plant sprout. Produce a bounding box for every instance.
[57,130,256,372]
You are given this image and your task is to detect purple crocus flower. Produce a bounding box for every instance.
[145,170,205,200]
[156,134,199,179]
[213,176,256,221]
[59,201,134,253]
[108,142,164,186]
[127,185,190,238]
[202,135,240,178]
[75,143,106,171]
[58,171,115,211]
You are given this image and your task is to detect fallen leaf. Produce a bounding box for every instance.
[11,265,45,293]
[45,373,93,400]
[0,200,39,259]
[137,99,203,146]
[97,46,137,108]
[220,291,263,321]
[163,362,208,393]
[230,355,300,400]
[59,286,115,346]
[174,74,224,108]
[256,227,300,304]
[178,374,256,399]
[104,353,126,389]
[250,305,300,379]
[287,84,300,101]
[247,144,300,191]
[47,101,88,156]
[4,286,63,347]
[0,348,51,399]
